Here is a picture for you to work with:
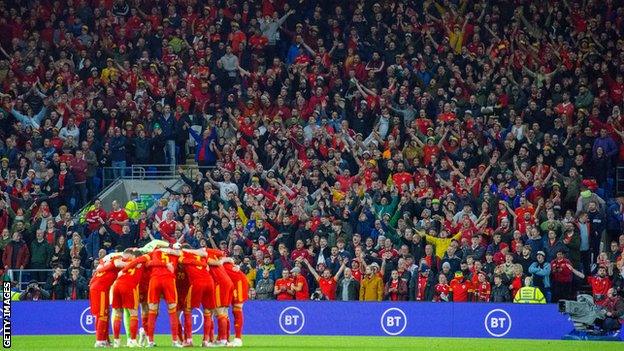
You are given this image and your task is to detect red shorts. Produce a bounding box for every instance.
[185,279,216,310]
[227,270,249,304]
[111,283,139,309]
[89,288,110,318]
[210,266,233,307]
[147,276,178,305]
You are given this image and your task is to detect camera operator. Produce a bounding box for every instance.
[19,279,50,301]
[601,288,624,331]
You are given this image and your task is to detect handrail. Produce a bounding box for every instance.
[6,269,68,289]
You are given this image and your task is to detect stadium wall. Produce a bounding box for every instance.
[12,301,585,340]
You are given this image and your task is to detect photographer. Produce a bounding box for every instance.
[19,279,50,301]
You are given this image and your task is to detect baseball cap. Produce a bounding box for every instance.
[536,251,546,257]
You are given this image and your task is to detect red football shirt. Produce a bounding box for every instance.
[275,278,294,300]
[116,254,150,289]
[159,220,178,243]
[449,278,472,302]
[109,209,129,234]
[318,277,337,301]
[293,275,309,300]
[149,249,178,278]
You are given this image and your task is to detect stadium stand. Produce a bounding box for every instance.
[0,1,623,319]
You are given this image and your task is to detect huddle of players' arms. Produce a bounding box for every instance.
[89,239,248,348]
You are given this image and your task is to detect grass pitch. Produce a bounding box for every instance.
[13,335,620,350]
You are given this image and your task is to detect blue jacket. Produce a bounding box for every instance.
[593,136,618,158]
[528,262,551,289]
[110,135,127,161]
[606,201,623,231]
[189,127,217,164]
[158,114,176,140]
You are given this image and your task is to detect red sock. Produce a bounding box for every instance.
[233,307,243,339]
[203,312,214,342]
[217,314,228,341]
[226,316,231,340]
[147,311,157,342]
[177,312,184,342]
[112,313,122,339]
[168,310,179,342]
[94,316,101,342]
[184,310,192,341]
[96,316,108,342]
[129,315,139,340]
[103,314,110,341]
[141,312,149,331]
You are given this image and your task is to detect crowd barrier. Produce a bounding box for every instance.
[11,300,596,340]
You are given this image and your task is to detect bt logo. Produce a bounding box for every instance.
[80,307,96,334]
[179,308,205,333]
[380,308,407,336]
[279,307,305,334]
[484,309,512,337]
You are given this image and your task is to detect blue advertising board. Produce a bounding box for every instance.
[10,301,587,340]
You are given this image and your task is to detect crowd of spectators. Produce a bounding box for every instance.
[0,0,624,311]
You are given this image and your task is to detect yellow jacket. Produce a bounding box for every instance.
[359,275,383,301]
[513,287,546,304]
[423,232,462,258]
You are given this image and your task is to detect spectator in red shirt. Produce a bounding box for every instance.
[449,271,473,302]
[158,210,178,244]
[107,200,129,235]
[384,270,408,301]
[274,269,295,301]
[85,199,107,233]
[551,250,575,302]
[569,265,613,306]
[303,256,346,301]
[290,266,309,301]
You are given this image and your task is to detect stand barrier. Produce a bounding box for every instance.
[10,300,595,340]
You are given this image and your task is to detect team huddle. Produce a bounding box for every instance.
[88,240,249,348]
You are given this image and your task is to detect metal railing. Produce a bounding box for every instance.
[617,165,624,196]
[102,164,215,187]
[72,164,215,223]
[6,269,63,290]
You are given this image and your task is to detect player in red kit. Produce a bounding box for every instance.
[222,257,250,347]
[175,254,191,345]
[110,250,150,347]
[146,246,182,347]
[135,240,170,346]
[205,248,234,346]
[179,247,216,347]
[89,253,127,347]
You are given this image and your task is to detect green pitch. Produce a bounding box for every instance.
[13,335,619,350]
